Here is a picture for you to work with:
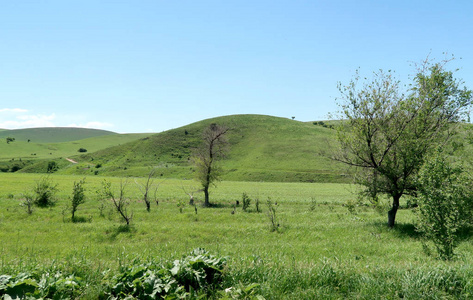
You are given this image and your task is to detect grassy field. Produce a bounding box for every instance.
[2,173,473,298]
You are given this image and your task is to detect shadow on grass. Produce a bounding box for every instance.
[200,202,234,209]
[369,221,473,241]
[105,224,135,241]
[72,216,91,223]
[369,220,422,239]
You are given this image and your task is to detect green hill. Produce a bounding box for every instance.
[0,127,116,143]
[48,115,349,183]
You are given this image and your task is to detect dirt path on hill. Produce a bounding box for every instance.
[65,158,78,164]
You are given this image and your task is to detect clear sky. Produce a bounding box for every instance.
[1,1,472,133]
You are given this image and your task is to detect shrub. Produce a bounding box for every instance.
[78,148,87,152]
[242,192,251,211]
[10,164,22,172]
[32,177,58,207]
[47,161,58,173]
[416,148,473,260]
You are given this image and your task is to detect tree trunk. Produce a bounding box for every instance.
[203,186,210,207]
[388,195,401,227]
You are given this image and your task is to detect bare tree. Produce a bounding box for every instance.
[135,168,161,212]
[192,123,230,207]
[100,179,133,226]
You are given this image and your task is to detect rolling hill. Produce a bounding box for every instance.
[40,114,350,183]
[0,127,116,143]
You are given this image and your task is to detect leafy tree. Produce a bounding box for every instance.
[416,147,473,260]
[6,137,15,144]
[192,123,230,207]
[71,178,86,220]
[335,58,472,227]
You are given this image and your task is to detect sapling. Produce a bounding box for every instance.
[266,197,279,232]
[242,192,251,211]
[20,193,35,215]
[71,178,86,221]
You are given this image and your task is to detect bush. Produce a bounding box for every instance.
[416,148,473,260]
[242,192,251,211]
[47,161,58,173]
[32,176,58,207]
[78,148,87,153]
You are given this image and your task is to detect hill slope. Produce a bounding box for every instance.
[0,127,116,143]
[54,115,349,183]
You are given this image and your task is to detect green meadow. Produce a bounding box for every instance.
[2,173,473,298]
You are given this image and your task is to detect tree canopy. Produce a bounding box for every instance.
[335,58,472,227]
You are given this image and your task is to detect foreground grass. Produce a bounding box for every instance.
[1,174,473,298]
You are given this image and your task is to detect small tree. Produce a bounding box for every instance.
[71,178,86,220]
[335,57,472,227]
[6,137,15,144]
[100,179,132,226]
[192,123,230,207]
[416,148,473,260]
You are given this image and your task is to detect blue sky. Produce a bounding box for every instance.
[1,1,472,133]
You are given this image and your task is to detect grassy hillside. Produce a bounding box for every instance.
[0,127,116,143]
[56,114,349,182]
